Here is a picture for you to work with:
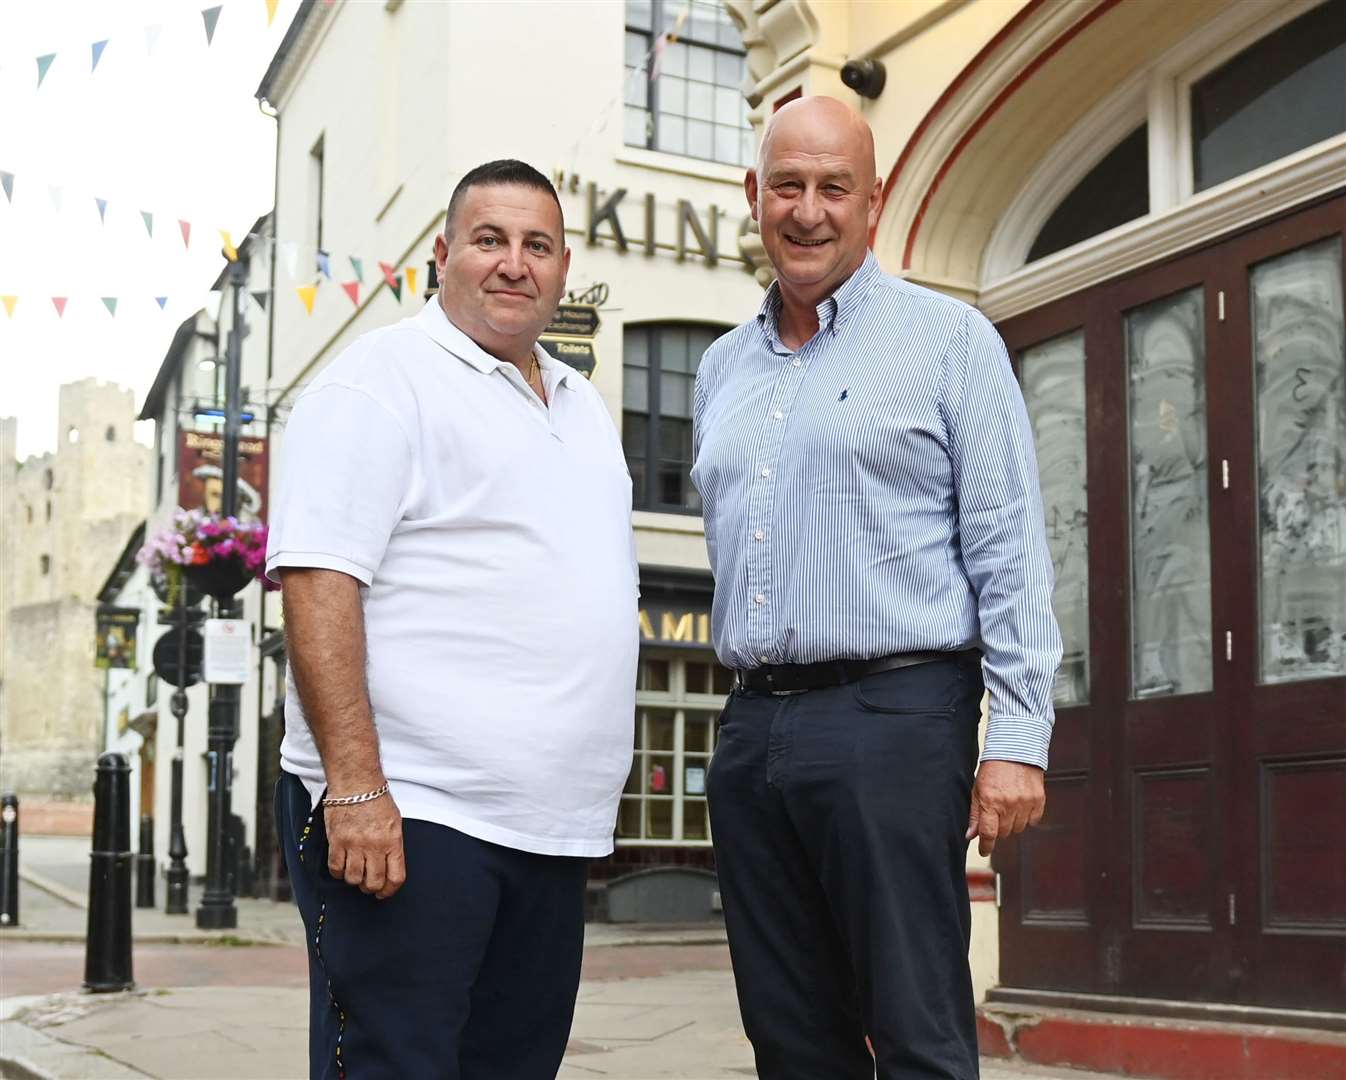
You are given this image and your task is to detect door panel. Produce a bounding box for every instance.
[995,192,1346,1010]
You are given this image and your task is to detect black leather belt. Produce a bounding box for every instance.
[735,650,967,695]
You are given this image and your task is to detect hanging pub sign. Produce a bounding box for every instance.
[95,607,140,670]
[178,430,269,522]
[540,302,601,379]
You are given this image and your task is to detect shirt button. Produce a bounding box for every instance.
[754,594,766,605]
[791,358,802,368]
[773,410,784,420]
[759,467,770,478]
[760,655,770,663]
[754,530,764,541]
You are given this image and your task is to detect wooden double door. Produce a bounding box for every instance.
[995,194,1346,1010]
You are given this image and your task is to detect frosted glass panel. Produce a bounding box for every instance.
[1021,330,1090,706]
[1127,289,1213,698]
[1251,237,1346,684]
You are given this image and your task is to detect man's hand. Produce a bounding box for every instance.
[325,795,406,900]
[965,760,1045,857]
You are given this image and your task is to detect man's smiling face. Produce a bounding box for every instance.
[745,98,882,307]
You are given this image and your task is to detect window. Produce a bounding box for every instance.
[1191,0,1346,193]
[43,468,53,489]
[105,425,116,442]
[1027,125,1148,263]
[25,504,32,524]
[624,0,753,166]
[45,500,51,521]
[67,427,80,444]
[40,554,50,575]
[618,653,734,844]
[623,323,724,512]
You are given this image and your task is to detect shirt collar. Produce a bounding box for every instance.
[414,298,576,392]
[757,249,883,346]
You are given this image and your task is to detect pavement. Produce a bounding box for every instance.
[0,837,1128,1079]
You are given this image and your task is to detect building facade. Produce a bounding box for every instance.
[726,0,1345,1012]
[1,380,151,802]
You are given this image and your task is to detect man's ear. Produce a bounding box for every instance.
[561,245,572,286]
[433,232,449,273]
[866,175,883,232]
[745,168,760,223]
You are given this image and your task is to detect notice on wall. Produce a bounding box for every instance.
[203,618,251,684]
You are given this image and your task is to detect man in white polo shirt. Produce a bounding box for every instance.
[266,159,638,1080]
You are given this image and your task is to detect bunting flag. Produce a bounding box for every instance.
[316,249,331,279]
[349,255,364,282]
[266,0,281,26]
[405,266,418,297]
[155,296,168,310]
[1,171,13,203]
[281,240,298,278]
[48,185,63,212]
[36,53,56,89]
[220,229,238,261]
[250,290,269,311]
[179,219,192,248]
[145,24,162,55]
[95,197,108,223]
[390,275,403,303]
[296,284,317,315]
[2,296,17,318]
[141,210,154,237]
[378,261,399,288]
[91,40,108,72]
[52,297,68,317]
[341,281,360,307]
[101,297,118,316]
[202,6,223,45]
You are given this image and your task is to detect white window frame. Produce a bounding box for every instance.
[981,0,1345,318]
[618,652,728,847]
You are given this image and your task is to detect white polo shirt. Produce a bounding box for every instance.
[266,299,639,857]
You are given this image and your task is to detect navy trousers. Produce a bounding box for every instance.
[276,772,589,1080]
[706,652,984,1080]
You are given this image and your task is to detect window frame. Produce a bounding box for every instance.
[624,0,752,168]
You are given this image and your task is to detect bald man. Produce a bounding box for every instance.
[691,97,1061,1079]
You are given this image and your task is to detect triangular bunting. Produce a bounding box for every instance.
[101,297,118,316]
[296,284,318,315]
[95,197,108,223]
[91,40,108,72]
[141,210,154,237]
[2,172,14,203]
[179,219,192,249]
[155,297,168,310]
[405,267,418,297]
[390,275,403,303]
[341,281,360,306]
[48,185,63,212]
[266,0,280,26]
[202,6,223,45]
[36,54,56,89]
[349,255,364,282]
[52,297,68,317]
[2,296,17,319]
[220,229,238,261]
[378,260,399,288]
[250,290,270,311]
[316,249,332,279]
[145,24,162,55]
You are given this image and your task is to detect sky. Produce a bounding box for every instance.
[0,0,303,460]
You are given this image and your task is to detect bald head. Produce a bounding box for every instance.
[757,96,876,187]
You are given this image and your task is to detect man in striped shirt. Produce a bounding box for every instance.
[691,97,1062,1079]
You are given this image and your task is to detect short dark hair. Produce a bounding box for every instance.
[444,159,564,239]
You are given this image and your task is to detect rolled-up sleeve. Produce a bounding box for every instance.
[943,311,1063,770]
[265,383,414,587]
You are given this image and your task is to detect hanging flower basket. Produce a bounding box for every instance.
[138,508,277,606]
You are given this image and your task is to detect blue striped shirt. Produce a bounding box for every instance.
[691,252,1062,769]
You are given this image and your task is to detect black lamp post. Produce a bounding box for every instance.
[195,257,249,931]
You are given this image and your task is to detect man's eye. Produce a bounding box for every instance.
[478,236,498,247]
[773,182,801,195]
[528,241,549,254]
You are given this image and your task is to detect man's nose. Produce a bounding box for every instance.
[497,244,527,279]
[792,190,825,230]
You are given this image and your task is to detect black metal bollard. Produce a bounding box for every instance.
[135,814,155,909]
[1,794,18,927]
[85,753,134,992]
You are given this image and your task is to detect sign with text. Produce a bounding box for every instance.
[540,302,601,378]
[178,430,269,522]
[638,602,713,647]
[203,618,251,685]
[95,607,140,670]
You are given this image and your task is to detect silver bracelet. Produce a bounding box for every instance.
[321,782,389,807]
